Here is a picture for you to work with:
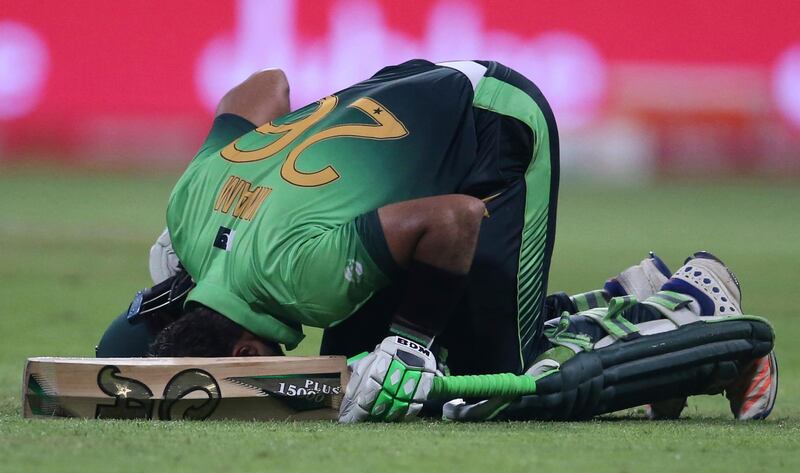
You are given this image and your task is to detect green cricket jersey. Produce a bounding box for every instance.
[167,60,481,348]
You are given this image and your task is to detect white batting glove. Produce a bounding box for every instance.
[339,336,437,423]
[149,228,180,284]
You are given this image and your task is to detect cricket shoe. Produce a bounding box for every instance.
[660,251,777,420]
[725,351,778,420]
[604,252,672,301]
[660,251,742,317]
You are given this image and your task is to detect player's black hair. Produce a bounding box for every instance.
[149,304,280,357]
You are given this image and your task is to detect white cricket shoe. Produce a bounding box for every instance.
[661,251,742,316]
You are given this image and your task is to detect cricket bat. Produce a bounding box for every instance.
[23,356,348,421]
[22,356,541,422]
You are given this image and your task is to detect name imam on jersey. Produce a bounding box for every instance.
[213,175,271,221]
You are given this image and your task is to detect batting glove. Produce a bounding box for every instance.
[339,336,437,423]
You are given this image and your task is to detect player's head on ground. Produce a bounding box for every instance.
[149,304,283,357]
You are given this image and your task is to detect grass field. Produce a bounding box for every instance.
[1,166,798,472]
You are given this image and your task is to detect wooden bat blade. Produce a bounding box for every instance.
[22,356,348,421]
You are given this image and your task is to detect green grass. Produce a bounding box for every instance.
[1,166,799,472]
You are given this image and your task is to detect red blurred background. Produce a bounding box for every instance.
[2,0,799,176]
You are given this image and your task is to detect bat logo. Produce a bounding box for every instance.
[95,366,221,420]
[225,374,341,411]
[159,369,221,420]
[95,366,155,419]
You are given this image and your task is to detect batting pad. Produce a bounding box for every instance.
[498,317,774,420]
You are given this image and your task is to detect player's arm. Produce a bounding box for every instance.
[196,68,291,159]
[215,68,290,125]
[150,69,292,283]
[339,195,486,423]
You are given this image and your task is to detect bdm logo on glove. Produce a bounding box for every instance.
[213,226,236,251]
[397,337,431,357]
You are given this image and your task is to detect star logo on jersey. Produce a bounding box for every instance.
[213,226,236,251]
[372,107,382,115]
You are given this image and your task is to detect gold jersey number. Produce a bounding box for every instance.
[220,95,408,187]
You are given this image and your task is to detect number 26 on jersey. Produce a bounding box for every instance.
[220,95,408,188]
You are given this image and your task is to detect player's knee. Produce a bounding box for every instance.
[216,68,290,125]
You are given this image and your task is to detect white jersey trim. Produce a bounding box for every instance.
[436,61,488,91]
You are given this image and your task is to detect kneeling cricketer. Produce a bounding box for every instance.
[97,59,778,422]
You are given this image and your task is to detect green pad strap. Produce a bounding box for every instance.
[647,290,694,311]
[570,290,609,312]
[531,345,576,367]
[582,296,640,340]
[601,295,641,340]
[544,312,594,351]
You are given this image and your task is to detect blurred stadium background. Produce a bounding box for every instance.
[2,0,800,177]
[1,2,799,471]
